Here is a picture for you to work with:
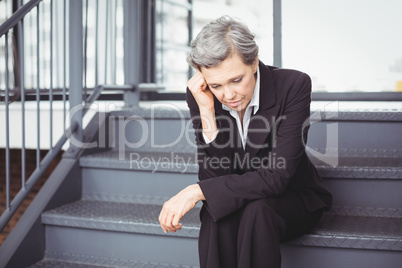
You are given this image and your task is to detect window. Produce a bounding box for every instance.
[155,0,274,93]
[0,0,125,97]
[155,0,193,91]
[282,0,402,93]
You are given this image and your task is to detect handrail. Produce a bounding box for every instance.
[0,124,77,232]
[0,0,42,37]
[0,84,156,100]
[0,0,132,238]
[0,85,105,232]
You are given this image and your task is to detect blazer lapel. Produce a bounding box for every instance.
[245,62,279,157]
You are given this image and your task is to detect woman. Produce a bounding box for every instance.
[159,16,332,268]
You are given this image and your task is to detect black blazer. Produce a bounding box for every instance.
[186,61,332,222]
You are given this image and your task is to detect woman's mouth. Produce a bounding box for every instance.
[227,100,241,108]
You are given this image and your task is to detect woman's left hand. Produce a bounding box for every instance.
[159,184,205,233]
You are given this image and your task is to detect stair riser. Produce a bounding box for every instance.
[45,226,199,266]
[44,216,402,268]
[307,121,402,155]
[110,118,197,153]
[281,244,402,268]
[82,167,402,211]
[324,178,402,211]
[82,168,199,204]
[109,117,402,156]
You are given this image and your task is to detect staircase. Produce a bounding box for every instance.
[10,103,402,267]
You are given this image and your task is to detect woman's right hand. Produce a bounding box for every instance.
[188,71,218,141]
[187,71,215,112]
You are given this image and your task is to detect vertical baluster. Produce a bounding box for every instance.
[69,0,84,145]
[104,0,109,84]
[63,0,67,130]
[54,0,60,100]
[5,32,11,210]
[50,0,53,149]
[18,10,26,190]
[113,0,117,84]
[36,4,40,169]
[52,1,62,97]
[31,9,35,90]
[187,0,193,80]
[273,0,282,68]
[146,0,151,82]
[95,0,99,86]
[109,0,113,84]
[160,0,164,84]
[84,0,88,98]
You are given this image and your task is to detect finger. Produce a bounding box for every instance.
[199,80,208,91]
[195,73,207,88]
[159,205,170,233]
[172,213,183,230]
[188,73,207,93]
[187,72,201,89]
[164,211,176,233]
[158,208,168,233]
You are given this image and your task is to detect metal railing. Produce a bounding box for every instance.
[0,0,130,233]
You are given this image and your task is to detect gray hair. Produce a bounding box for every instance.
[187,16,259,70]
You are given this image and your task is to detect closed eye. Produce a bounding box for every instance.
[210,84,220,89]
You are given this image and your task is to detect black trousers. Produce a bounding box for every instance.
[198,189,323,268]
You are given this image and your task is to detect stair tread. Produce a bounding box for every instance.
[314,214,402,237]
[80,150,199,173]
[310,155,402,179]
[30,259,198,268]
[30,260,106,268]
[42,200,402,251]
[112,105,402,121]
[291,213,402,251]
[80,150,402,179]
[42,200,201,238]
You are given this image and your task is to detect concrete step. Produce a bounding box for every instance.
[281,244,402,268]
[42,200,200,238]
[80,150,402,209]
[40,200,402,267]
[80,150,199,173]
[30,256,199,268]
[108,107,196,154]
[289,213,402,250]
[80,150,199,204]
[41,200,200,266]
[310,155,402,209]
[81,150,402,179]
[107,107,402,155]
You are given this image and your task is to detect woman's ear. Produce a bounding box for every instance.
[253,57,259,73]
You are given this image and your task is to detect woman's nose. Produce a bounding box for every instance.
[223,87,235,100]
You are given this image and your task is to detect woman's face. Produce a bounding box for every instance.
[201,53,258,114]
